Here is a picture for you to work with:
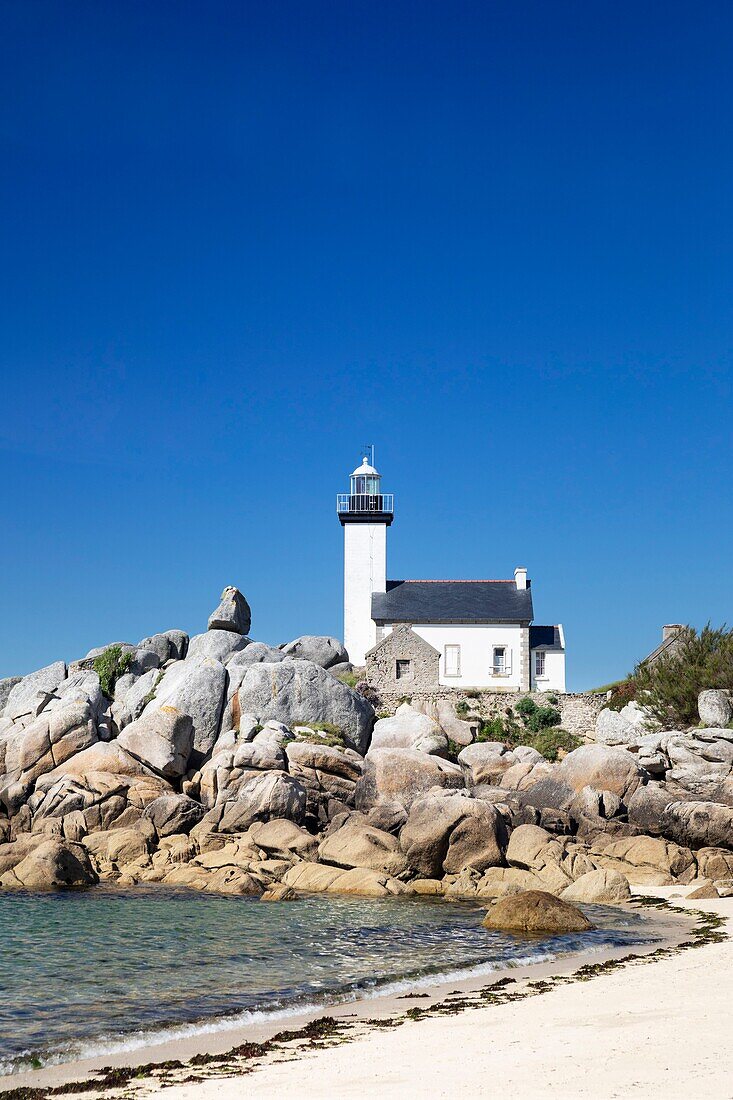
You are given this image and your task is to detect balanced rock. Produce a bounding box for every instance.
[482,889,594,933]
[208,586,252,635]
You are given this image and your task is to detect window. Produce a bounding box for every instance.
[395,659,411,679]
[535,651,546,677]
[444,644,461,677]
[492,646,507,674]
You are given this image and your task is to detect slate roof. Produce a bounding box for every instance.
[371,580,534,623]
[529,625,564,650]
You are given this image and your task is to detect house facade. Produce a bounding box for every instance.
[337,454,566,693]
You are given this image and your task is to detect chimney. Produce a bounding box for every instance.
[514,567,528,591]
[663,624,684,642]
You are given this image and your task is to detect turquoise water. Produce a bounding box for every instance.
[0,886,660,1074]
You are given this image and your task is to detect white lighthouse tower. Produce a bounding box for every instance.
[337,450,394,665]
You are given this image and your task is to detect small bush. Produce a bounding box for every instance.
[546,694,559,706]
[397,694,412,705]
[477,716,509,742]
[531,728,581,761]
[465,690,481,700]
[455,701,470,716]
[445,738,463,762]
[525,705,562,733]
[93,645,133,699]
[515,696,537,718]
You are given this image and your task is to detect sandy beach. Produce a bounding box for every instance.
[2,887,729,1100]
[157,888,733,1100]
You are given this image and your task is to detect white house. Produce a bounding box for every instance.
[337,454,566,693]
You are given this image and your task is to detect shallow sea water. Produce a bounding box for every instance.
[0,886,661,1073]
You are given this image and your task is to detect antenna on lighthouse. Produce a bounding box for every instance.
[362,443,375,466]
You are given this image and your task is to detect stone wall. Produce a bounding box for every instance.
[370,687,604,741]
[365,625,440,692]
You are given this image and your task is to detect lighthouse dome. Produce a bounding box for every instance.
[351,456,379,477]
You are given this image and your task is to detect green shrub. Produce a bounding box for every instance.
[397,694,412,705]
[93,645,133,699]
[455,701,470,716]
[629,624,733,729]
[525,705,562,733]
[515,696,537,718]
[530,728,581,761]
[546,694,559,706]
[476,716,507,742]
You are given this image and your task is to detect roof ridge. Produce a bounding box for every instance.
[392,579,516,584]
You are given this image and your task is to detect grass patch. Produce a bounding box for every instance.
[93,645,134,699]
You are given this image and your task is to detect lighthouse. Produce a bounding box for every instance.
[336,451,394,665]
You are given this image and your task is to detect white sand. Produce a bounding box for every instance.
[157,889,732,1100]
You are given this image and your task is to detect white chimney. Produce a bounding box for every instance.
[514,567,527,590]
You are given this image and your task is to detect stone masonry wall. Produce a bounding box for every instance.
[366,624,439,692]
[370,687,604,740]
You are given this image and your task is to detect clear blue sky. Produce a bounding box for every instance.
[1,1,731,690]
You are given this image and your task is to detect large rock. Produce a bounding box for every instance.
[482,890,594,933]
[318,823,408,876]
[504,824,582,893]
[698,690,732,728]
[248,818,319,860]
[143,794,204,836]
[208,586,251,635]
[111,668,159,731]
[0,677,22,713]
[0,689,101,814]
[236,660,374,754]
[659,800,733,851]
[3,661,67,723]
[589,834,695,884]
[355,748,464,812]
[218,771,307,832]
[228,643,286,667]
[280,636,348,669]
[285,741,364,825]
[560,869,631,904]
[187,630,249,664]
[595,708,639,747]
[558,744,648,803]
[665,729,733,797]
[145,656,227,758]
[458,743,515,787]
[118,707,194,779]
[626,782,679,835]
[399,790,504,877]
[0,838,98,889]
[369,704,448,756]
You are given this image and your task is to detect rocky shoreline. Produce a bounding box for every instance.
[1,587,732,906]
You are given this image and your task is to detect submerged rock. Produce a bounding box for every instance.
[482,889,594,933]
